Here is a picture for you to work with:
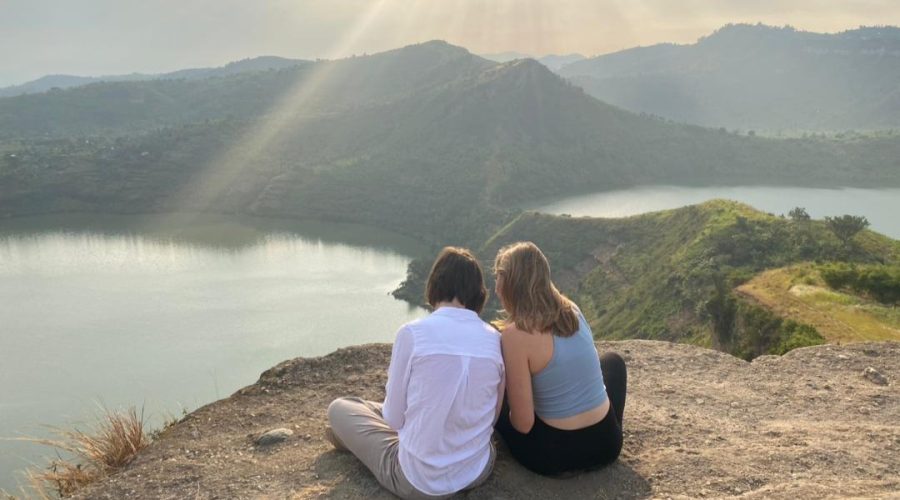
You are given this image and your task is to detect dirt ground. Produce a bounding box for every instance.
[74,340,899,499]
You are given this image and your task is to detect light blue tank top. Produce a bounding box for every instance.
[531,312,607,419]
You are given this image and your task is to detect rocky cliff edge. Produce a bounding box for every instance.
[75,340,898,499]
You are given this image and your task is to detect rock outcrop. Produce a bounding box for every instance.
[75,340,899,499]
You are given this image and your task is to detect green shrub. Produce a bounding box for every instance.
[820,263,900,305]
[820,262,853,288]
[773,322,825,355]
[727,302,824,359]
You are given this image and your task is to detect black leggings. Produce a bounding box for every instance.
[495,352,627,476]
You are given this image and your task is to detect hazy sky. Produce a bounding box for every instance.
[2,0,899,86]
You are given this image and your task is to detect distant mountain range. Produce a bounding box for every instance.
[2,40,898,246]
[557,24,900,132]
[7,23,899,132]
[0,56,308,98]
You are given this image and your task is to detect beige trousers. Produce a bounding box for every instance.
[326,397,494,500]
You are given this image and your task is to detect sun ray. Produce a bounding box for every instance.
[159,0,391,225]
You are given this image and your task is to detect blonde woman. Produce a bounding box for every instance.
[493,241,627,476]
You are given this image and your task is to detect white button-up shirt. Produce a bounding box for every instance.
[383,306,504,496]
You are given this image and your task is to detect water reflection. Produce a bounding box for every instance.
[0,212,428,254]
[0,214,427,491]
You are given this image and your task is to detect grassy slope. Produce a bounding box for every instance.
[470,200,900,358]
[737,264,900,343]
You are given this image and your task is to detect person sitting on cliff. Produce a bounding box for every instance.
[493,241,627,476]
[326,246,504,499]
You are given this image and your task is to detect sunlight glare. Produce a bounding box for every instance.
[161,0,391,222]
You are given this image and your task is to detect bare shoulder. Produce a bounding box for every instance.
[500,324,531,346]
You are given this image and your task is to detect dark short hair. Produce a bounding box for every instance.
[425,247,488,313]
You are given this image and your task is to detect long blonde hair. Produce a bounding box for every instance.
[493,241,579,337]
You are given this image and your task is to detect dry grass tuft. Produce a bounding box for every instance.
[25,462,96,499]
[16,407,149,498]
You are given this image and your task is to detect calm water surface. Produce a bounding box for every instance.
[3,187,896,490]
[0,214,427,492]
[530,186,900,239]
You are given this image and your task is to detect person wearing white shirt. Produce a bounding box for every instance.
[327,247,505,499]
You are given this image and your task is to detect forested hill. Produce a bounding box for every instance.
[558,24,900,132]
[2,41,900,245]
[0,56,308,99]
[0,42,491,140]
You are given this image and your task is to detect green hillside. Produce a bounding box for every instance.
[397,200,899,359]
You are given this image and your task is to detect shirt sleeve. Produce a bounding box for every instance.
[382,325,414,430]
[493,359,506,425]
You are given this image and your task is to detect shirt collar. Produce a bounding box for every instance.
[432,305,480,319]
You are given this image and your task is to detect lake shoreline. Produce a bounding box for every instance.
[522,180,900,212]
[0,216,428,492]
[0,209,432,256]
[527,185,900,240]
[5,180,899,245]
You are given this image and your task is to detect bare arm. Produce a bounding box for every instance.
[501,327,535,433]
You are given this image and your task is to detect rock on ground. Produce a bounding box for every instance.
[74,340,899,499]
